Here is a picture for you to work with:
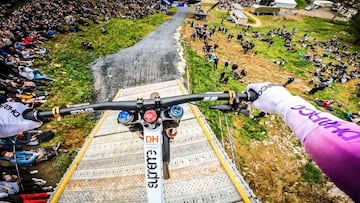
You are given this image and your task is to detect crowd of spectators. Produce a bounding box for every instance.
[0,0,163,202]
[0,0,18,20]
[190,21,254,85]
[188,3,359,122]
[218,0,257,8]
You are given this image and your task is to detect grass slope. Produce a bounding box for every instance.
[34,13,170,184]
[181,7,358,202]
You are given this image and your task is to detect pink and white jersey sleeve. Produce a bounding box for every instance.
[284,102,360,202]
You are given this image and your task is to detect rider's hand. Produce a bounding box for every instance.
[246,82,294,114]
[246,82,315,117]
[247,82,324,143]
[0,102,42,138]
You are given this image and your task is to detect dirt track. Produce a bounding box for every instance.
[90,8,190,102]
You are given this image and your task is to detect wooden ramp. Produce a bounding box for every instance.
[49,80,259,203]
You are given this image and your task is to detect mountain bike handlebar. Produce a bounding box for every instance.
[23,90,258,122]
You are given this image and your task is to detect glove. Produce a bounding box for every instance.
[246,82,294,114]
[0,102,42,138]
[246,82,342,144]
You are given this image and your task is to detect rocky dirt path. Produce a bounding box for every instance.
[245,11,262,27]
[90,8,190,102]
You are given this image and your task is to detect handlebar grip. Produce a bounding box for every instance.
[22,109,45,122]
[283,77,295,87]
[247,90,258,102]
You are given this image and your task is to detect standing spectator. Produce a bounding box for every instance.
[214,57,218,69]
[268,39,274,48]
[224,59,230,71]
[223,76,229,84]
[219,72,226,81]
[230,63,239,73]
[227,33,234,41]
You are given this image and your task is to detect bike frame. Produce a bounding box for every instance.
[24,91,258,202]
[143,123,165,202]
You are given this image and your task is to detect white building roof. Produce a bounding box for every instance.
[233,10,248,19]
[274,0,296,4]
[232,3,244,10]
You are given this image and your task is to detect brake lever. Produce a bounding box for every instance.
[209,104,233,113]
[238,109,250,116]
[209,103,250,115]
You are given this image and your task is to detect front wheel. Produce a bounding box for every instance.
[162,132,170,179]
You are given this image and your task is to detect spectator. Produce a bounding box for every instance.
[219,72,226,81]
[18,66,55,81]
[273,58,286,65]
[230,63,239,73]
[213,57,218,69]
[314,99,335,111]
[0,151,39,166]
[344,112,360,124]
[224,59,230,71]
[223,76,229,84]
[308,83,328,94]
[100,27,107,34]
[82,40,93,50]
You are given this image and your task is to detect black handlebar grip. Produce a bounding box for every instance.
[283,77,295,87]
[22,109,43,122]
[247,89,258,102]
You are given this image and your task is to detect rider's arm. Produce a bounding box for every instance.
[247,83,360,202]
[0,102,42,138]
[280,96,360,202]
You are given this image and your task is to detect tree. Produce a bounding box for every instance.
[348,12,360,44]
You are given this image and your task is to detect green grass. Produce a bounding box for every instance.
[36,13,170,181]
[41,14,169,106]
[39,13,170,136]
[185,10,359,144]
[183,10,358,202]
[184,45,266,140]
[238,118,268,141]
[295,0,309,9]
[168,6,178,14]
[199,14,357,118]
[248,16,359,83]
[244,12,256,24]
[206,15,355,82]
[301,162,325,184]
[214,10,229,21]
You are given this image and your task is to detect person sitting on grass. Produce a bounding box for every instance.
[82,40,94,50]
[100,27,107,34]
[344,112,360,124]
[0,150,39,166]
[18,66,55,81]
[314,98,335,111]
[16,130,55,146]
[273,58,286,65]
[0,144,59,166]
[0,171,51,202]
[0,172,19,198]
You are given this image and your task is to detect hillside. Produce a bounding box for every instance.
[180,5,358,203]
